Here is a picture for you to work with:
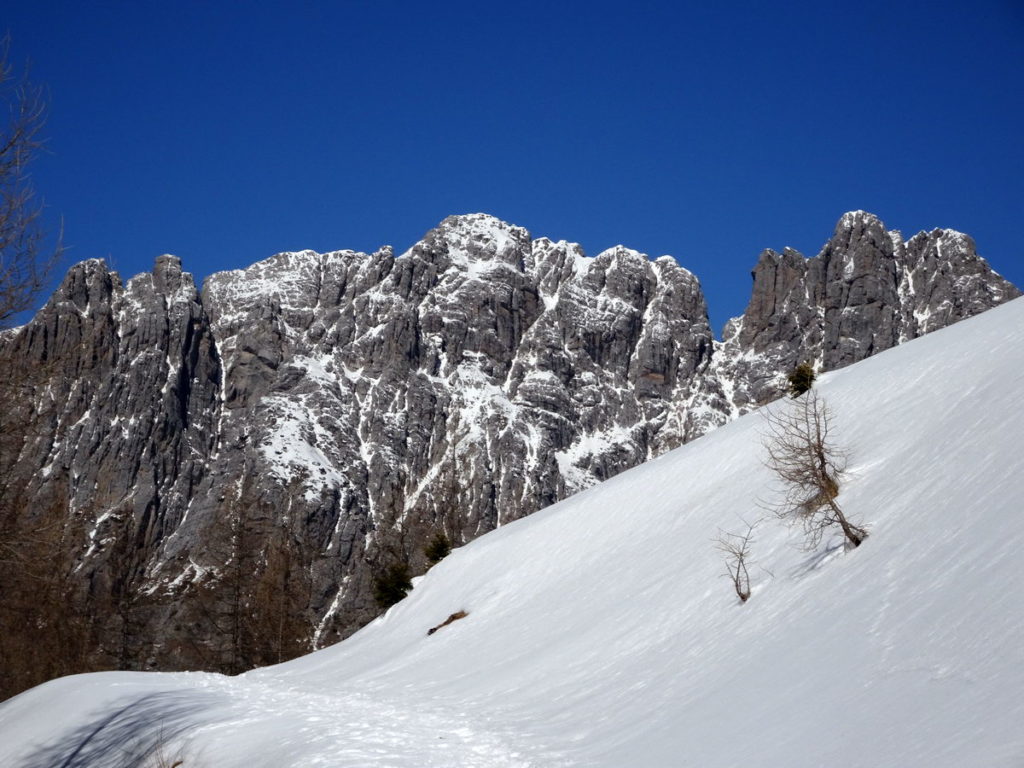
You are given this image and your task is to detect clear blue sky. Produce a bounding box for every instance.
[6,0,1023,333]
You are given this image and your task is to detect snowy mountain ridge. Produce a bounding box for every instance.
[2,290,1021,767]
[0,211,1017,687]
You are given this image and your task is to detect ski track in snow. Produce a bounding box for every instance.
[0,671,565,767]
[197,674,566,767]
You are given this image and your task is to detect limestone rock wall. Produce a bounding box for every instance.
[0,211,1016,673]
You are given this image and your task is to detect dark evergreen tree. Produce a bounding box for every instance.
[787,361,816,398]
[373,562,412,609]
[424,532,452,565]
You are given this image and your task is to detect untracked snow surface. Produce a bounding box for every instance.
[2,298,1024,766]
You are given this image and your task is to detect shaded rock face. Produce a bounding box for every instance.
[0,211,1016,674]
[0,255,220,545]
[0,256,222,681]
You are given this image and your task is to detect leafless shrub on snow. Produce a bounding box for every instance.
[761,391,866,549]
[715,520,759,604]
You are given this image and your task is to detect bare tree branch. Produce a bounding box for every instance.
[761,391,866,549]
[0,37,60,328]
[715,519,759,603]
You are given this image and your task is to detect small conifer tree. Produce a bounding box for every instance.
[424,532,452,565]
[787,361,816,398]
[372,562,412,609]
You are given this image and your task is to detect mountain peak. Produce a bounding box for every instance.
[834,209,885,236]
[837,209,880,224]
[439,212,528,243]
[412,213,532,268]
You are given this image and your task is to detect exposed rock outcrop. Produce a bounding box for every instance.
[0,211,1016,686]
[713,211,1019,410]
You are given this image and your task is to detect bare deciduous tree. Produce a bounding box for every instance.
[0,482,90,700]
[0,37,60,328]
[715,520,758,603]
[190,476,317,674]
[249,505,316,667]
[762,390,866,549]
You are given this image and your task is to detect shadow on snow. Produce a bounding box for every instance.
[20,689,218,768]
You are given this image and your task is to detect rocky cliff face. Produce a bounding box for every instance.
[0,211,1017,683]
[163,214,717,649]
[0,255,220,552]
[713,211,1020,410]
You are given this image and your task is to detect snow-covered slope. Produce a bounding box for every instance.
[3,296,1023,767]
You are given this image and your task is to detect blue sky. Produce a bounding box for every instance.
[6,0,1023,332]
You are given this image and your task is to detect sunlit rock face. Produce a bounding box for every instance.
[176,214,717,648]
[0,211,1016,674]
[712,211,1019,411]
